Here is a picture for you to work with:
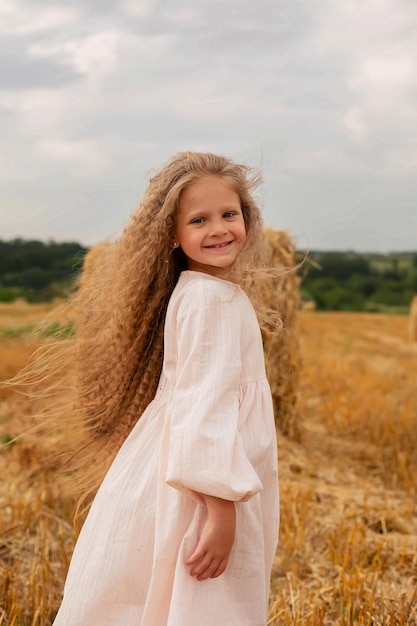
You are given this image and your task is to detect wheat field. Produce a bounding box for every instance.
[0,302,416,625]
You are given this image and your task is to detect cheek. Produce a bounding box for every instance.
[238,221,247,243]
[179,232,199,252]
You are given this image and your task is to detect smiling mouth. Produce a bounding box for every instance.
[204,241,233,249]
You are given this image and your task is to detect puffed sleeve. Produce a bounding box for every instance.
[165,282,263,502]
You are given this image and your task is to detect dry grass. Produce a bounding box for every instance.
[269,312,417,625]
[1,305,416,625]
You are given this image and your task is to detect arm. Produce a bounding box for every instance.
[166,287,263,502]
[186,494,236,581]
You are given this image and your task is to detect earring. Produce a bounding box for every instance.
[172,242,178,248]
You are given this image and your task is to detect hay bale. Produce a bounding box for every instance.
[79,234,302,438]
[262,229,301,439]
[78,242,111,287]
[302,300,316,311]
[409,295,417,342]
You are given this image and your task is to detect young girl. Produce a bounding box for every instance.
[53,151,279,625]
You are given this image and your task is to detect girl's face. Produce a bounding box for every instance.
[174,175,247,278]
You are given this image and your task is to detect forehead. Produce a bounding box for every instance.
[178,175,240,212]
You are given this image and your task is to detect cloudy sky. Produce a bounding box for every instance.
[1,0,416,251]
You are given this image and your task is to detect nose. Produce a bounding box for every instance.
[209,218,228,237]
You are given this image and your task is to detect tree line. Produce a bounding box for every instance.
[301,251,417,312]
[0,239,87,302]
[0,239,416,312]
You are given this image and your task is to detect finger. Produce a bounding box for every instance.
[197,558,220,581]
[210,559,227,578]
[189,553,213,577]
[186,547,206,567]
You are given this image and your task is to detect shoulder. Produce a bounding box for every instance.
[173,271,241,307]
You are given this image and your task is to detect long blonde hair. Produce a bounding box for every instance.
[75,152,268,439]
[9,151,273,500]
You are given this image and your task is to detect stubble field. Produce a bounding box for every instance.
[0,302,416,625]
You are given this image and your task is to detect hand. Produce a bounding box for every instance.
[186,496,236,581]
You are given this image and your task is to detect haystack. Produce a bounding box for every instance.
[77,241,111,287]
[262,229,301,439]
[409,295,417,342]
[80,233,302,438]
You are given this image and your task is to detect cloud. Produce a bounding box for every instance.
[0,2,80,36]
[343,106,368,142]
[306,0,417,120]
[29,30,122,77]
[39,139,110,173]
[0,46,80,89]
[122,0,158,19]
[349,47,416,114]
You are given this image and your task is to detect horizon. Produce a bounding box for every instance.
[1,0,416,252]
[2,234,416,257]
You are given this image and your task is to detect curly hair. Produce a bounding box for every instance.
[74,152,269,442]
[8,151,276,502]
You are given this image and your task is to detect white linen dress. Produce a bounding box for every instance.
[53,270,279,626]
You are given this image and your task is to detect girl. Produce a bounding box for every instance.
[53,151,279,625]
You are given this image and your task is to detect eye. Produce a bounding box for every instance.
[190,217,205,224]
[224,211,237,218]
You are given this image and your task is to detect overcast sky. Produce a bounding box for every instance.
[1,0,416,252]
